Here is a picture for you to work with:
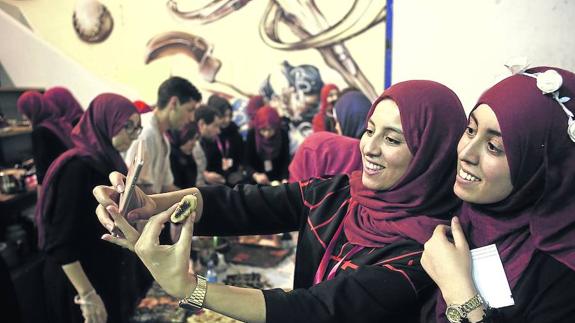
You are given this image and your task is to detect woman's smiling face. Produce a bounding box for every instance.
[360,99,413,191]
[454,104,514,204]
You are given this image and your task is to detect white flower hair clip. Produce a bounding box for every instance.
[505,61,575,143]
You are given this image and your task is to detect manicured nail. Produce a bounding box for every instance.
[116,184,125,193]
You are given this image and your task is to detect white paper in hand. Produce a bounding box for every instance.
[470,244,515,308]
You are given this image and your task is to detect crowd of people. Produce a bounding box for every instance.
[9,64,575,322]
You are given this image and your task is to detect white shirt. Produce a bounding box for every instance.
[124,113,174,194]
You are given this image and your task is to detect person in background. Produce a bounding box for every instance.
[206,94,245,186]
[17,91,73,187]
[246,95,265,127]
[421,66,575,323]
[195,105,224,185]
[44,86,84,127]
[288,131,362,182]
[333,90,372,139]
[124,76,201,194]
[312,83,340,133]
[244,106,290,185]
[38,94,143,323]
[93,80,467,323]
[168,122,200,189]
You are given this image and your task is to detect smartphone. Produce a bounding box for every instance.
[118,140,144,217]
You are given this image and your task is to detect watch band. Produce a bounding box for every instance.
[445,294,485,323]
[178,274,208,312]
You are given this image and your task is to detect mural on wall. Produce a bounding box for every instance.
[141,0,390,149]
[160,0,386,100]
[72,0,114,43]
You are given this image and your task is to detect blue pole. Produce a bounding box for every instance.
[384,0,394,89]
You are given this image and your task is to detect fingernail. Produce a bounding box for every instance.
[106,224,114,232]
[106,205,118,215]
[452,217,459,224]
[116,184,125,193]
[101,234,109,240]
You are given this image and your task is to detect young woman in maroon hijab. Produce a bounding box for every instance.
[17,91,73,185]
[312,83,340,133]
[288,131,362,182]
[421,67,575,323]
[244,106,290,184]
[93,80,467,322]
[44,86,85,127]
[39,93,144,323]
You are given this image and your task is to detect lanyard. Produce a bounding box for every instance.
[313,213,364,285]
[216,137,229,158]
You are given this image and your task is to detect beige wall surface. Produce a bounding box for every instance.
[2,0,387,105]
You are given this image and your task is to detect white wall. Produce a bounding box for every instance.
[393,0,575,112]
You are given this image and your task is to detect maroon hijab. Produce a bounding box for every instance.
[36,93,138,247]
[312,83,339,132]
[431,67,575,323]
[289,132,361,182]
[459,66,575,286]
[17,91,74,147]
[44,87,84,126]
[253,106,283,160]
[343,80,467,247]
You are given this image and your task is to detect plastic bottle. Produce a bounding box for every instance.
[206,259,217,283]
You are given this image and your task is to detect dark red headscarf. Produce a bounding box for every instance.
[312,84,339,132]
[36,93,138,247]
[17,91,73,147]
[289,132,361,182]
[253,106,282,160]
[343,80,467,247]
[44,87,84,126]
[459,66,575,286]
[432,67,575,322]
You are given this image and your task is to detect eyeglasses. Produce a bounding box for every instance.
[124,122,143,138]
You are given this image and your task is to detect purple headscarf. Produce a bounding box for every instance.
[344,80,467,247]
[253,106,283,160]
[432,66,575,322]
[36,93,138,247]
[17,91,73,147]
[289,132,361,182]
[333,91,372,139]
[44,87,85,126]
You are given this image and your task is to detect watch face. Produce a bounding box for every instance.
[446,306,462,323]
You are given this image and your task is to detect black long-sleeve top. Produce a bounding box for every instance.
[202,122,244,176]
[244,128,290,182]
[43,157,148,322]
[31,126,69,184]
[195,175,435,322]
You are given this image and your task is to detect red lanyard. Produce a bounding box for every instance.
[216,137,229,157]
[313,214,364,285]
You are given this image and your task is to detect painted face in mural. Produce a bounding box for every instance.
[360,99,413,191]
[170,98,199,131]
[112,113,141,152]
[454,104,513,204]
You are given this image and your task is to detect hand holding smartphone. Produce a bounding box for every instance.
[118,140,144,217]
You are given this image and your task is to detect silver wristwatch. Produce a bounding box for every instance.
[178,274,208,312]
[445,294,485,323]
